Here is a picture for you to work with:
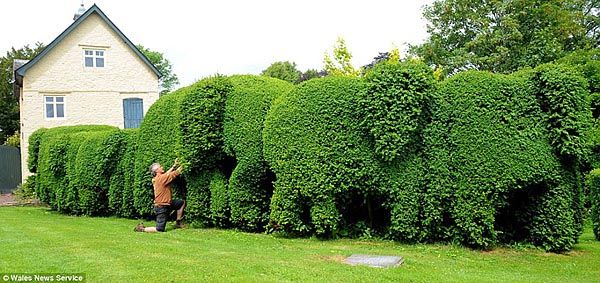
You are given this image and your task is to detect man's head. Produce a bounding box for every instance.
[149,162,164,177]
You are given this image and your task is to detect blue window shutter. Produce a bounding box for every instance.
[123,98,143,128]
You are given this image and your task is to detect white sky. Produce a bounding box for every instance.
[0,0,433,87]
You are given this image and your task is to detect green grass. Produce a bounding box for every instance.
[0,207,599,282]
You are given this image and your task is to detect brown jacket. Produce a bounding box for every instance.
[153,170,180,206]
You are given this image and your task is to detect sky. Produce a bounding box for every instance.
[1,0,434,87]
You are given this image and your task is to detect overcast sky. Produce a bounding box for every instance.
[1,0,434,87]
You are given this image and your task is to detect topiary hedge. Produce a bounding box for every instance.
[134,75,232,225]
[224,75,294,231]
[108,129,139,217]
[264,76,384,237]
[587,169,600,240]
[423,63,590,251]
[31,125,117,213]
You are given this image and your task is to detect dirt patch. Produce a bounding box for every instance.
[0,193,40,206]
[316,255,347,263]
[0,193,17,206]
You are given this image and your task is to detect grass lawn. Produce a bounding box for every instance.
[0,206,599,282]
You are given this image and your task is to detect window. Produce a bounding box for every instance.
[45,96,65,119]
[84,49,105,67]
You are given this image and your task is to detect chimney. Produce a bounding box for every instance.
[73,2,86,21]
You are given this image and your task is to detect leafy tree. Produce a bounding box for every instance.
[136,45,179,95]
[0,42,45,143]
[261,61,302,83]
[323,37,360,77]
[298,69,326,83]
[411,0,599,76]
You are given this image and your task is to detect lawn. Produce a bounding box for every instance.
[0,206,599,282]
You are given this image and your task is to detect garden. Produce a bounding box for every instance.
[24,58,600,254]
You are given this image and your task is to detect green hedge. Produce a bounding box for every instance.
[74,130,123,216]
[134,88,187,217]
[31,125,117,213]
[424,64,590,251]
[264,76,383,236]
[27,128,47,173]
[108,129,139,217]
[224,75,293,231]
[587,169,600,240]
[135,76,231,225]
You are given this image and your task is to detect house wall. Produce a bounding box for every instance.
[20,13,160,182]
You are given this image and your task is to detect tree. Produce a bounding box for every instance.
[261,61,302,83]
[0,42,46,143]
[323,37,360,77]
[136,45,179,95]
[298,69,327,83]
[411,0,599,76]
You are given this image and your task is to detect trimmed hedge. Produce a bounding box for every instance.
[135,76,231,224]
[134,87,187,217]
[31,125,118,213]
[224,75,294,231]
[264,76,382,236]
[28,61,592,251]
[424,64,590,251]
[588,169,600,240]
[108,129,139,217]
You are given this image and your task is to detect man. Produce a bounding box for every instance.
[135,158,185,232]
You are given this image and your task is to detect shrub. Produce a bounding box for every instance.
[134,88,187,217]
[360,61,434,162]
[135,76,231,224]
[587,169,600,240]
[108,129,139,217]
[73,130,123,216]
[424,68,589,251]
[224,75,294,231]
[264,76,382,237]
[33,125,116,212]
[27,128,47,173]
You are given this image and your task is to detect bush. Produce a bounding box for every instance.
[33,125,117,212]
[4,131,20,147]
[108,129,139,217]
[134,88,187,217]
[135,76,231,224]
[264,76,382,237]
[224,75,294,231]
[360,61,434,162]
[73,130,123,216]
[588,169,600,240]
[424,66,589,251]
[27,128,47,173]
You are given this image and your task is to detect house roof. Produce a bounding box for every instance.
[14,4,162,86]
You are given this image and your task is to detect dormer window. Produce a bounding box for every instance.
[84,49,105,67]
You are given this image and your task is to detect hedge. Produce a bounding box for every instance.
[134,87,187,217]
[135,75,232,225]
[424,64,590,251]
[264,76,383,237]
[108,129,138,217]
[31,125,117,213]
[587,169,600,240]
[27,61,592,251]
[224,75,294,231]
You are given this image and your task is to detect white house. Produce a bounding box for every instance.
[14,4,161,182]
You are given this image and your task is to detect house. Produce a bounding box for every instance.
[14,4,161,182]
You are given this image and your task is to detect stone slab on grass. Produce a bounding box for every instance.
[344,254,404,268]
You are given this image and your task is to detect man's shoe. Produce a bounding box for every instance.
[174,220,185,229]
[134,223,145,232]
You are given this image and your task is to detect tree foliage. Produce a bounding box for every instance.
[0,42,45,143]
[323,37,360,77]
[411,0,599,76]
[261,61,302,84]
[137,44,179,95]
